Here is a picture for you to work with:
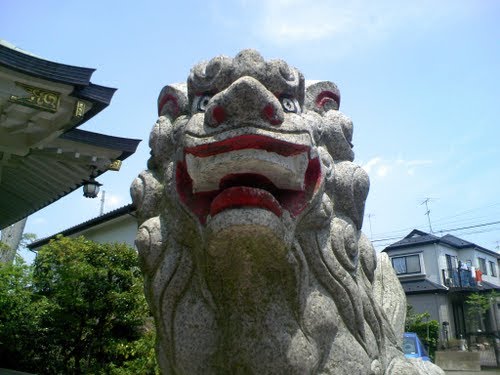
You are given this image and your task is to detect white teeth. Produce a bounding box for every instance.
[185,149,309,193]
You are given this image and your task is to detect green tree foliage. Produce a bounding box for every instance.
[0,254,50,368]
[465,291,499,333]
[405,304,439,359]
[0,236,158,374]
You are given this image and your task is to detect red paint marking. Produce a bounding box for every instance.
[176,161,216,224]
[176,157,322,223]
[315,91,340,109]
[158,94,179,117]
[262,104,282,125]
[210,186,283,217]
[184,134,308,158]
[212,105,225,124]
[278,157,321,216]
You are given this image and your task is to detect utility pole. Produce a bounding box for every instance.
[421,198,434,233]
[0,217,27,264]
[366,213,374,239]
[99,190,106,216]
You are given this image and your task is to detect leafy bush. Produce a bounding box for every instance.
[0,236,158,374]
[0,255,50,369]
[405,304,439,360]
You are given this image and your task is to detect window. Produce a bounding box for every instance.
[489,261,497,277]
[446,254,457,270]
[391,255,421,275]
[478,257,488,275]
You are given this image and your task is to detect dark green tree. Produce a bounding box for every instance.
[0,254,49,369]
[0,236,158,374]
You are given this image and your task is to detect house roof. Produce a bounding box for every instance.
[382,229,500,259]
[400,278,449,294]
[401,278,500,295]
[0,41,141,229]
[0,41,116,125]
[27,203,136,250]
[383,229,440,248]
[439,234,474,248]
[0,130,140,229]
[60,129,140,159]
[478,280,500,291]
[0,40,95,85]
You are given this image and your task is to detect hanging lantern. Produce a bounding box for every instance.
[83,175,102,198]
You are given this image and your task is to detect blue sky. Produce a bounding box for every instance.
[2,0,499,261]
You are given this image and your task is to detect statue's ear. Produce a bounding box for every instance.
[157,83,189,120]
[304,81,340,114]
[332,162,369,230]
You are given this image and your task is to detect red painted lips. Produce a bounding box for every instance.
[176,134,321,223]
[210,187,283,218]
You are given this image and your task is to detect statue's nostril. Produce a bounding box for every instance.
[262,104,283,126]
[211,105,226,125]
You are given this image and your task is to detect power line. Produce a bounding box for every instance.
[426,210,500,231]
[371,219,500,247]
[431,202,500,225]
[372,235,409,243]
[435,220,500,235]
[368,200,500,240]
[366,200,500,250]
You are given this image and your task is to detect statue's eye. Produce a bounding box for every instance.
[280,96,299,113]
[196,94,212,112]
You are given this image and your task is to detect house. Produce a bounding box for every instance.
[27,204,137,252]
[383,229,500,343]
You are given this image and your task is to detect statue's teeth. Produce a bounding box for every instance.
[185,149,309,193]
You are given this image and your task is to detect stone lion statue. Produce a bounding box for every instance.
[131,50,443,374]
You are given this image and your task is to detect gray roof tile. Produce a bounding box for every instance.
[401,279,448,294]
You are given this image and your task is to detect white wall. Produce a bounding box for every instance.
[473,249,500,286]
[69,215,137,248]
[423,243,445,284]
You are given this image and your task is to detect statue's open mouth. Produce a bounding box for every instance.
[176,134,321,223]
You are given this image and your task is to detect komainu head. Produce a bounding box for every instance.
[131,50,443,375]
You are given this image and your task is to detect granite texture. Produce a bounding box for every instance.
[131,50,444,375]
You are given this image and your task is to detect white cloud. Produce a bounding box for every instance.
[362,157,431,178]
[254,0,358,44]
[362,157,382,174]
[377,165,390,177]
[237,0,472,50]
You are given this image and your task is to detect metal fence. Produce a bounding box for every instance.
[465,333,499,368]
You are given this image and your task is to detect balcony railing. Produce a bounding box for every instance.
[442,268,478,288]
